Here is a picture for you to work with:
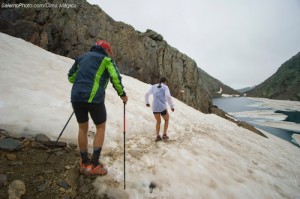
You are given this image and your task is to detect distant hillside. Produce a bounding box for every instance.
[246,52,300,101]
[237,86,256,94]
[198,68,240,97]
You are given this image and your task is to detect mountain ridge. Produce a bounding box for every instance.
[0,0,239,112]
[246,52,300,101]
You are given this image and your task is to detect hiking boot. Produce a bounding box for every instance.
[162,134,169,140]
[155,135,162,142]
[79,162,92,175]
[87,164,108,176]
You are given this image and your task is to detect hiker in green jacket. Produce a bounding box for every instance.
[68,40,128,175]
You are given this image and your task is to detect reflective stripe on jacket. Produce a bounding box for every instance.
[68,45,125,103]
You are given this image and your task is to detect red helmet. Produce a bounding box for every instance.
[95,40,113,55]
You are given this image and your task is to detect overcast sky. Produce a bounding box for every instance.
[87,0,300,89]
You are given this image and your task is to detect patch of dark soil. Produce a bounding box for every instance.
[0,129,109,199]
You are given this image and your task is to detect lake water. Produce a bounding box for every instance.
[212,97,300,147]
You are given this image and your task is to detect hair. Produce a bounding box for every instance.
[157,77,167,88]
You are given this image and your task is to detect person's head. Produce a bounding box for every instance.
[160,77,167,84]
[95,40,113,55]
[157,77,167,88]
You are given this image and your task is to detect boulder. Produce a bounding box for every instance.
[0,138,22,151]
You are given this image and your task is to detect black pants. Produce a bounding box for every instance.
[153,109,167,116]
[72,102,106,125]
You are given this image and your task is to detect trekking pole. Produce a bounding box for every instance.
[123,102,126,190]
[45,112,74,164]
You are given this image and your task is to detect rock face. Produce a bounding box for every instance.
[0,0,236,112]
[246,52,300,101]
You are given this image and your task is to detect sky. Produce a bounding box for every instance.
[1,32,300,198]
[87,0,300,89]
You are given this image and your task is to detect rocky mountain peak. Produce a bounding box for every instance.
[0,0,239,112]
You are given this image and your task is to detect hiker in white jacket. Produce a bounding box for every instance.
[145,77,175,142]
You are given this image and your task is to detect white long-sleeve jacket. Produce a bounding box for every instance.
[145,83,174,112]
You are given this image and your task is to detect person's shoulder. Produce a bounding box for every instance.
[79,51,93,59]
[162,84,169,89]
[148,84,157,90]
[84,51,108,61]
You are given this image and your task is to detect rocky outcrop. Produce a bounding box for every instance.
[0,0,238,112]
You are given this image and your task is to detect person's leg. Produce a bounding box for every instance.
[154,113,161,136]
[78,122,89,149]
[153,113,162,141]
[89,103,107,167]
[72,102,90,164]
[90,122,105,166]
[162,110,170,139]
[88,103,108,175]
[78,122,89,163]
[93,122,106,148]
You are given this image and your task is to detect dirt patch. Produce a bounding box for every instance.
[0,129,110,199]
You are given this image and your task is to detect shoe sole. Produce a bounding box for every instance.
[80,164,108,176]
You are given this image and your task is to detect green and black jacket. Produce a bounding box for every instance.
[68,45,126,103]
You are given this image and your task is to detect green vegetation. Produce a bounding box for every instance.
[246,52,300,101]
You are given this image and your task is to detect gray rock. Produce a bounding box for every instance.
[31,141,48,149]
[69,143,78,149]
[44,170,54,175]
[0,138,22,151]
[42,141,67,148]
[0,174,8,188]
[37,183,47,192]
[145,29,163,41]
[57,180,69,190]
[35,134,51,142]
[9,161,24,166]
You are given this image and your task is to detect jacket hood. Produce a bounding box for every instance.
[90,45,108,56]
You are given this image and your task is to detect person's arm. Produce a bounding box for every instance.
[68,59,79,83]
[105,58,128,104]
[145,86,153,106]
[165,86,175,111]
[105,58,126,96]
